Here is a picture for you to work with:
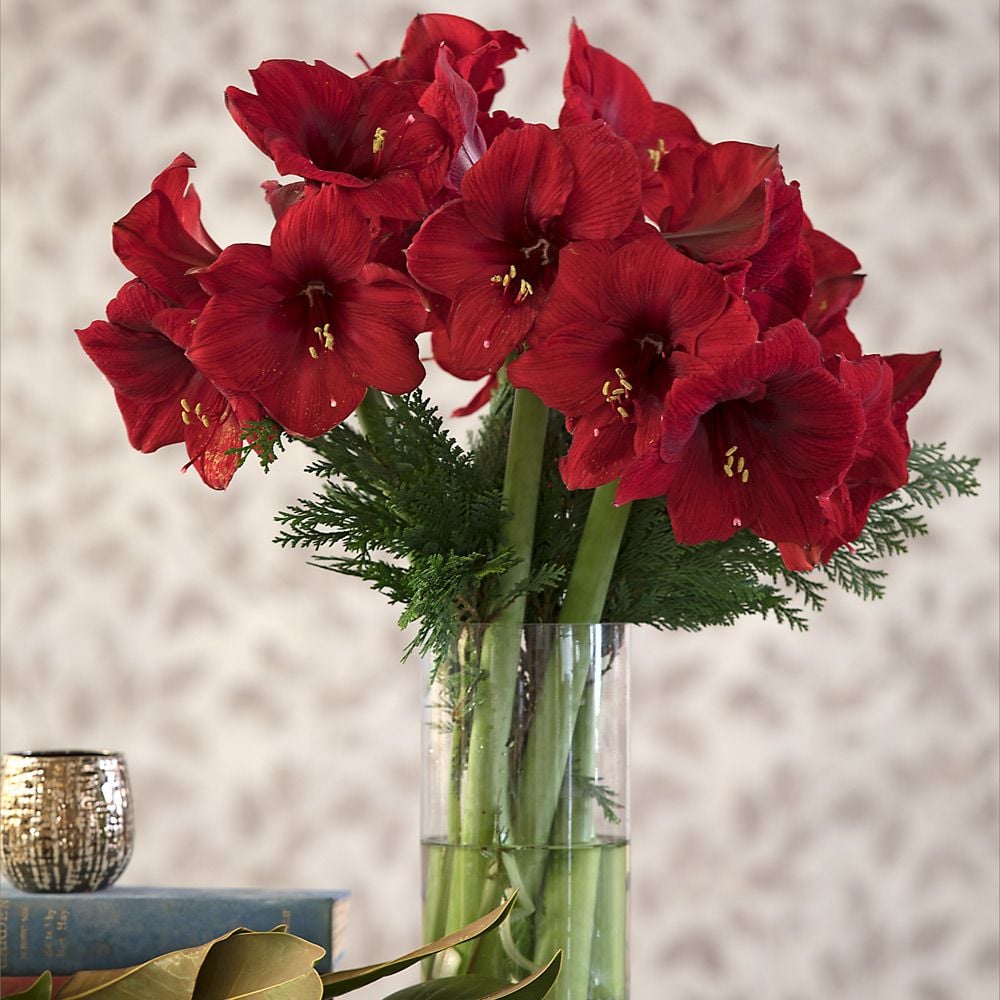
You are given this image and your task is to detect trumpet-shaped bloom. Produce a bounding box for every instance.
[406,121,642,379]
[559,22,704,220]
[616,321,865,550]
[77,280,259,490]
[226,60,449,221]
[777,349,940,568]
[508,237,758,488]
[188,184,427,438]
[368,12,525,112]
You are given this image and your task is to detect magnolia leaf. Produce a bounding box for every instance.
[320,894,518,996]
[381,976,505,999]
[6,972,53,1000]
[53,928,321,1000]
[191,930,325,999]
[383,952,562,1000]
[480,952,562,1000]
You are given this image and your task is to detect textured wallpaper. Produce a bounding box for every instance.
[1,1,998,997]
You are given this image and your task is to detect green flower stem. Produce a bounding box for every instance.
[513,481,630,849]
[356,388,389,439]
[515,483,631,998]
[443,387,549,969]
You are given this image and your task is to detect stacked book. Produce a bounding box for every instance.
[0,884,350,995]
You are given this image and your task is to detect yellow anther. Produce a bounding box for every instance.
[611,387,626,397]
[620,377,633,391]
[515,279,533,302]
[616,406,629,418]
[602,380,611,396]
[199,414,210,428]
[723,465,734,478]
[725,445,738,457]
[314,323,335,350]
[737,457,745,473]
[741,469,749,483]
[490,265,519,291]
[615,367,626,378]
[647,138,668,171]
[181,411,191,425]
[373,127,387,154]
[181,398,191,412]
[194,402,203,416]
[308,345,319,359]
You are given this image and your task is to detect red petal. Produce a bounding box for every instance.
[333,265,427,394]
[560,408,636,489]
[406,201,514,298]
[885,350,941,415]
[436,280,538,379]
[661,142,780,263]
[559,21,653,141]
[271,184,370,285]
[508,320,627,413]
[461,124,573,244]
[529,239,618,344]
[598,238,731,348]
[557,121,642,240]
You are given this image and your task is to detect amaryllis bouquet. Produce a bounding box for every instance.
[76,12,977,998]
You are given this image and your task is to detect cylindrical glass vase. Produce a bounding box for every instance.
[422,622,629,999]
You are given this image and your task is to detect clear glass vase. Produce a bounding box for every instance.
[422,622,629,999]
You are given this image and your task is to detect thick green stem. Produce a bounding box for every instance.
[513,482,631,849]
[515,484,631,999]
[442,388,549,966]
[356,387,389,439]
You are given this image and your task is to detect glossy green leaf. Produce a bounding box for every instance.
[53,928,322,1000]
[381,976,505,999]
[191,930,325,999]
[379,951,562,1000]
[481,952,562,1000]
[320,894,518,996]
[5,972,53,1000]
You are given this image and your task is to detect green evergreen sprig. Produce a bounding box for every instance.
[261,385,979,654]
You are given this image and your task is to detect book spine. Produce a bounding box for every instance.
[0,895,346,975]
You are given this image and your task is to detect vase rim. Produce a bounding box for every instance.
[2,749,124,759]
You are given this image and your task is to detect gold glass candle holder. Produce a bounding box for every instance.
[0,750,134,892]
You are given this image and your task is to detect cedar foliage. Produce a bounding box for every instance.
[268,387,979,659]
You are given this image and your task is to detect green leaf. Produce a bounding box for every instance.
[191,929,325,999]
[381,976,505,999]
[380,952,562,1000]
[482,951,562,999]
[320,894,518,996]
[53,928,322,1000]
[6,972,52,1000]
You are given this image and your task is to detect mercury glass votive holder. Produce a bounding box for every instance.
[0,750,134,892]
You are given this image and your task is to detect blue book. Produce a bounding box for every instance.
[0,883,350,976]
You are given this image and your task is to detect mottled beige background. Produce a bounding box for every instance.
[1,0,998,996]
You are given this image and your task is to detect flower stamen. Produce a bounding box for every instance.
[723,444,750,484]
[647,138,668,171]
[603,367,633,420]
[372,126,388,154]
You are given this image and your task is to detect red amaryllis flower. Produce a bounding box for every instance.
[367,12,525,112]
[616,321,865,551]
[112,153,221,307]
[508,237,758,488]
[406,121,642,379]
[559,22,703,219]
[778,349,940,569]
[225,60,449,221]
[77,280,260,490]
[187,184,427,439]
